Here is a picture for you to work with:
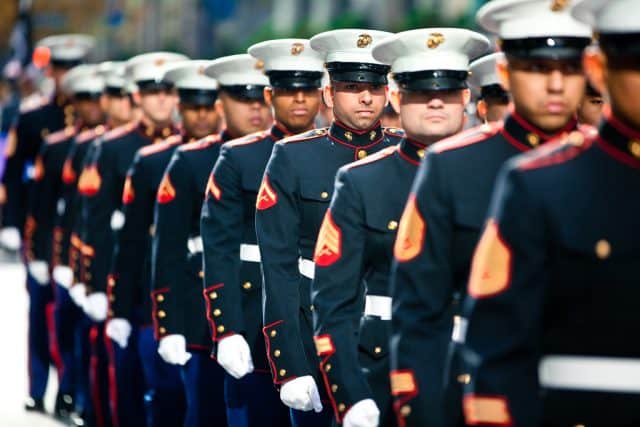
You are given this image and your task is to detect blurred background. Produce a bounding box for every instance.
[0,0,490,64]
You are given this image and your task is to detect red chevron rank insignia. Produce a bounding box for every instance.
[206,173,221,201]
[156,174,176,204]
[122,175,135,204]
[314,210,342,266]
[256,176,277,210]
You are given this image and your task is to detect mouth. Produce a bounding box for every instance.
[290,108,309,116]
[425,114,448,122]
[545,101,567,114]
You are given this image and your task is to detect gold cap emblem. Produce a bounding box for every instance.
[357,34,373,49]
[427,32,445,49]
[154,57,166,67]
[198,65,206,75]
[291,42,305,56]
[550,0,569,12]
[254,59,265,70]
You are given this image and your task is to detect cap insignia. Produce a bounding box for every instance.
[550,0,569,12]
[427,33,445,49]
[291,42,305,56]
[357,34,373,49]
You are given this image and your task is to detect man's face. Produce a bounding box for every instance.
[47,65,70,91]
[325,81,388,130]
[577,93,605,126]
[500,57,585,133]
[135,89,178,125]
[266,87,321,134]
[601,54,640,129]
[179,103,220,139]
[101,94,134,125]
[75,98,105,127]
[396,89,469,144]
[218,92,272,137]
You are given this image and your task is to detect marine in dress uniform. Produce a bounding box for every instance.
[469,53,511,124]
[311,28,489,427]
[26,63,106,421]
[1,34,94,252]
[255,28,400,427]
[200,39,325,427]
[151,54,271,427]
[11,35,95,414]
[108,60,221,427]
[78,51,186,427]
[64,62,137,427]
[389,3,592,426]
[461,1,640,425]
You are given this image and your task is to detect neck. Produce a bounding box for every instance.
[142,115,171,130]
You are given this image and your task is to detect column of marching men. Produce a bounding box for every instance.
[1,0,639,426]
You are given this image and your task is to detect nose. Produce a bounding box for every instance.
[293,90,305,103]
[360,89,372,105]
[427,95,444,109]
[547,69,565,93]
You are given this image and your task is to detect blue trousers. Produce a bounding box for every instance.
[106,325,146,427]
[89,322,112,427]
[137,325,186,427]
[73,314,93,418]
[54,283,82,397]
[180,350,227,427]
[26,270,57,400]
[225,370,291,427]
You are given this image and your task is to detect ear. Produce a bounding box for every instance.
[476,99,488,121]
[389,90,401,113]
[132,91,142,106]
[214,98,225,121]
[462,88,471,106]
[323,84,334,109]
[583,46,607,98]
[264,87,273,107]
[497,57,511,92]
[99,94,108,112]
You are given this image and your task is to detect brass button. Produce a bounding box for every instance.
[344,131,353,142]
[331,384,338,393]
[310,305,315,312]
[83,259,90,267]
[157,310,166,318]
[109,294,115,302]
[108,278,115,287]
[338,403,346,412]
[457,373,471,384]
[417,149,425,159]
[108,309,114,317]
[217,325,225,333]
[374,346,382,354]
[270,330,277,337]
[279,369,287,377]
[595,239,611,259]
[357,149,367,159]
[209,291,218,299]
[213,309,221,317]
[242,282,252,290]
[400,405,411,417]
[568,131,584,146]
[388,220,398,231]
[324,363,332,372]
[156,294,164,302]
[527,133,540,147]
[320,191,329,199]
[369,130,377,141]
[274,349,281,357]
[629,140,640,159]
[198,271,204,278]
[159,327,166,334]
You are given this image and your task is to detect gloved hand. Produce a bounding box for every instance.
[217,334,254,379]
[69,283,88,308]
[343,399,380,427]
[0,227,21,251]
[280,375,323,412]
[83,292,108,322]
[52,265,73,289]
[158,335,192,366]
[105,318,132,349]
[28,260,49,285]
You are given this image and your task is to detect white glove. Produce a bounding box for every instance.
[28,260,49,285]
[158,335,192,366]
[343,399,380,427]
[280,375,323,412]
[69,283,88,308]
[110,210,125,231]
[52,265,73,289]
[105,318,132,349]
[217,334,254,379]
[0,227,21,251]
[83,292,108,322]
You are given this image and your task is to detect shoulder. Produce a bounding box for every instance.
[279,127,328,146]
[45,126,76,145]
[179,133,221,152]
[19,95,49,114]
[225,130,270,149]
[342,145,398,174]
[383,127,405,139]
[430,122,501,155]
[102,121,137,144]
[76,124,107,144]
[138,135,182,158]
[511,130,595,173]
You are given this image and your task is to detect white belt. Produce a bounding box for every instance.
[298,258,315,280]
[364,295,392,320]
[240,244,261,263]
[451,315,468,344]
[187,236,203,254]
[539,356,640,394]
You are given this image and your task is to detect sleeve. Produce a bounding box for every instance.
[1,119,29,229]
[255,142,310,384]
[73,142,96,284]
[83,143,119,293]
[54,142,79,268]
[200,146,245,345]
[389,152,454,426]
[23,146,45,262]
[150,150,191,339]
[110,153,152,320]
[461,165,546,427]
[311,169,371,422]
